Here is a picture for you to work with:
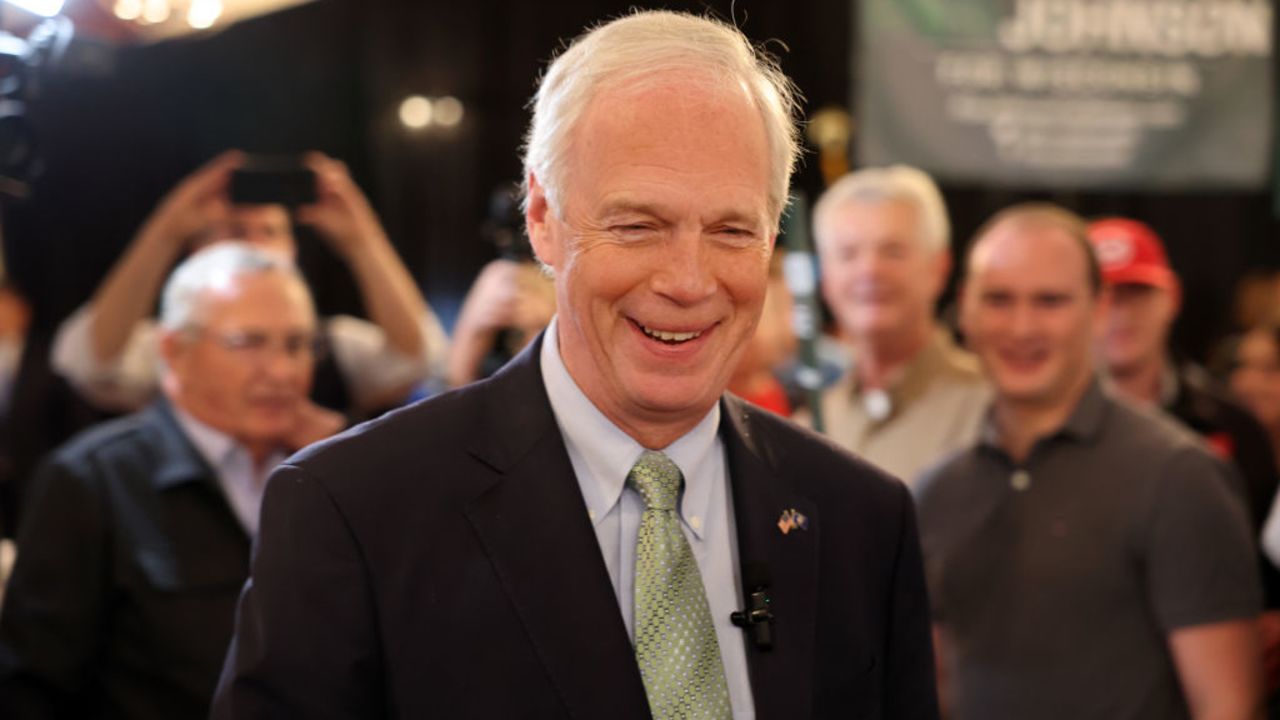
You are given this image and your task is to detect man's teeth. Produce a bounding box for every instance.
[640,324,702,343]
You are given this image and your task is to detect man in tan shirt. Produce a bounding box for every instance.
[810,166,989,485]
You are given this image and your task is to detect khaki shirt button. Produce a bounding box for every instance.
[1010,469,1031,492]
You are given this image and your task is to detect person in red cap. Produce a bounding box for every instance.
[1090,216,1280,694]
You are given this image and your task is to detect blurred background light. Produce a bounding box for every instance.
[186,0,221,29]
[433,95,463,127]
[399,95,432,129]
[112,0,142,20]
[3,0,65,17]
[141,0,170,24]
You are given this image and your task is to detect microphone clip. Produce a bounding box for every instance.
[730,587,775,651]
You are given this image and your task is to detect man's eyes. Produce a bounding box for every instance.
[979,293,1072,308]
[606,224,757,239]
[1034,294,1071,308]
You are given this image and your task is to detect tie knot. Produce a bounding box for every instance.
[627,451,683,511]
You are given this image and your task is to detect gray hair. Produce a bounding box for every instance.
[159,242,307,331]
[813,165,951,255]
[522,10,802,227]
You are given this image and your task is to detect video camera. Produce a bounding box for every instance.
[0,16,73,200]
[481,182,534,262]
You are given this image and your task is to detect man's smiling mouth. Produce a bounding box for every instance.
[632,319,704,344]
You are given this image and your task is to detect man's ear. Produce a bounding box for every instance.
[157,329,185,371]
[525,172,561,269]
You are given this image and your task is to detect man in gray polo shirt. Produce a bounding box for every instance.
[916,203,1262,719]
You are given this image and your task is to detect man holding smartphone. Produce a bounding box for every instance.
[49,150,448,418]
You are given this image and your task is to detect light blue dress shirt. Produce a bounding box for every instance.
[171,405,285,537]
[540,318,755,718]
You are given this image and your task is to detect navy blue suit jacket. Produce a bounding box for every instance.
[212,337,937,719]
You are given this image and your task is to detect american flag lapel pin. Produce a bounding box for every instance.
[777,508,809,535]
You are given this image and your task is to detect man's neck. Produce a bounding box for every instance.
[1108,354,1167,408]
[993,371,1093,464]
[168,394,285,473]
[852,319,932,390]
[243,442,280,472]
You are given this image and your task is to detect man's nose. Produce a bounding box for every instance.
[260,343,312,380]
[850,248,885,280]
[1009,302,1038,337]
[652,231,718,305]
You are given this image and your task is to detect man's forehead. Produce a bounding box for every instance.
[818,198,922,244]
[196,272,313,320]
[232,204,289,224]
[970,224,1089,288]
[562,76,773,219]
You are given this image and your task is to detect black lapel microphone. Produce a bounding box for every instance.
[730,562,774,651]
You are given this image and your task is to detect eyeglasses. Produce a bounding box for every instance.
[185,327,325,364]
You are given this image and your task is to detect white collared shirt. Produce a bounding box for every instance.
[171,406,285,537]
[540,317,754,718]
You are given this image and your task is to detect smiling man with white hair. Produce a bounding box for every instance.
[811,165,989,486]
[0,243,343,720]
[212,11,938,719]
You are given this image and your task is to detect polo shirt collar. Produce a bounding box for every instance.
[1058,377,1108,442]
[979,375,1109,452]
[540,317,719,539]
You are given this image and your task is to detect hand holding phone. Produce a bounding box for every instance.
[230,155,317,207]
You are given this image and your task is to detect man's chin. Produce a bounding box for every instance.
[991,374,1054,406]
[626,381,722,423]
[1103,351,1154,377]
[240,418,296,445]
[848,312,907,339]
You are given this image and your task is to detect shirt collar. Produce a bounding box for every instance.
[979,375,1109,452]
[1097,357,1180,409]
[540,317,720,539]
[846,325,960,424]
[1057,377,1108,441]
[170,404,239,474]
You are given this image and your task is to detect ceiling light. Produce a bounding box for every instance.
[399,95,432,129]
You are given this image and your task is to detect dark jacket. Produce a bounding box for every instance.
[0,401,250,719]
[1166,363,1280,607]
[212,336,939,719]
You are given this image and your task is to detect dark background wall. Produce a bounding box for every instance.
[4,0,1278,359]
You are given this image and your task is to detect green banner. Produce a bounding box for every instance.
[858,0,1275,189]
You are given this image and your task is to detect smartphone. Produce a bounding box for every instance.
[230,155,316,206]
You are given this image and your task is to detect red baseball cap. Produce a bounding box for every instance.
[1086,217,1178,290]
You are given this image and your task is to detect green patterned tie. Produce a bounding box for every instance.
[628,450,732,720]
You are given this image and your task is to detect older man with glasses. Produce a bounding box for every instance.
[0,242,343,720]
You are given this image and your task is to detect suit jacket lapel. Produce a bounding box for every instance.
[721,396,819,720]
[463,337,650,719]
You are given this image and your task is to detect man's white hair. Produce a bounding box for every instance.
[522,10,802,228]
[813,165,951,255]
[159,242,307,331]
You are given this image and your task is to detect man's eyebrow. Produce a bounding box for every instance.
[708,209,763,227]
[599,200,667,218]
[596,200,764,230]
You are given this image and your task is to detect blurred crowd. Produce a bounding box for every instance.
[0,141,1276,717]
